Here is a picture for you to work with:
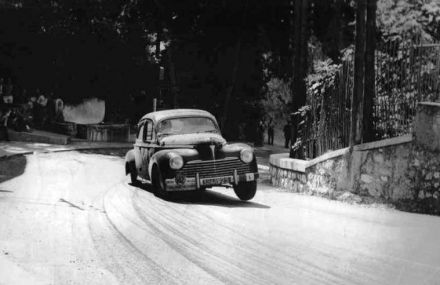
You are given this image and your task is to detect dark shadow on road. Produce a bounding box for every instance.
[131,181,270,209]
[0,190,13,193]
[130,181,154,192]
[0,156,26,184]
[173,190,271,209]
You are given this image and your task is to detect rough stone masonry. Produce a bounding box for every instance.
[270,102,440,214]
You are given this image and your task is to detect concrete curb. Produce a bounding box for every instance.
[0,144,132,161]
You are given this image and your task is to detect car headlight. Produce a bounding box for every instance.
[240,149,253,163]
[169,153,184,170]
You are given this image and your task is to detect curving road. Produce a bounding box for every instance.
[1,152,440,284]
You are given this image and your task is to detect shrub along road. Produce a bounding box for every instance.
[0,151,439,284]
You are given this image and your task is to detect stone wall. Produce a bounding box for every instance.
[414,102,440,152]
[270,149,352,198]
[406,145,440,213]
[270,165,306,192]
[304,148,350,198]
[269,154,307,192]
[349,136,413,201]
[269,102,440,214]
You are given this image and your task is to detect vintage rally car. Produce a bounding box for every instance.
[125,109,258,200]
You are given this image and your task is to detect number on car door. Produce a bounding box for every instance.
[134,123,144,174]
[140,119,154,179]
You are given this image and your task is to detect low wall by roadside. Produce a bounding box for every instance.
[0,141,132,160]
[269,155,307,192]
[9,129,70,145]
[270,102,440,213]
[77,124,131,142]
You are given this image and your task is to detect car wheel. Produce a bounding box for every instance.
[152,166,172,200]
[233,181,257,201]
[128,162,138,185]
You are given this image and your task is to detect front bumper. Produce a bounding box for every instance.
[165,172,259,191]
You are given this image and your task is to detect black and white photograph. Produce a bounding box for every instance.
[1,0,440,284]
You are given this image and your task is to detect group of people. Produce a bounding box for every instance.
[257,118,293,148]
[0,77,64,141]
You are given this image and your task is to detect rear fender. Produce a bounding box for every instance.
[125,149,136,174]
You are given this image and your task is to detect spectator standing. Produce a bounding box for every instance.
[37,92,48,128]
[16,88,27,104]
[23,98,34,128]
[238,122,246,141]
[8,108,31,132]
[54,97,64,122]
[31,89,40,126]
[267,118,274,145]
[46,92,56,125]
[283,121,291,148]
[0,107,11,141]
[30,89,38,103]
[257,119,265,146]
[2,78,13,104]
[0,78,4,102]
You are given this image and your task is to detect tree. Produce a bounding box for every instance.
[351,0,367,146]
[351,0,377,145]
[377,0,440,42]
[363,0,377,143]
[290,0,310,157]
[292,0,309,113]
[0,1,159,121]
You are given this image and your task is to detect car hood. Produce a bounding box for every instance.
[158,133,226,146]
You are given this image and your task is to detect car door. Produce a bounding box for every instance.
[140,119,155,179]
[134,121,145,174]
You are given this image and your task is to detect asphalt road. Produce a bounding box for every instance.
[1,152,440,285]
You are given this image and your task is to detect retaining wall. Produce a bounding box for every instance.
[270,102,440,213]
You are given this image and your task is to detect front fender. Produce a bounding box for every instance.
[149,148,199,179]
[222,143,253,153]
[222,143,258,173]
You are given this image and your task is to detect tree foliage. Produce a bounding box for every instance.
[261,77,292,124]
[377,0,440,41]
[4,0,435,142]
[0,0,158,124]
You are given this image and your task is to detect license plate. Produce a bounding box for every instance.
[200,176,233,186]
[245,173,255,181]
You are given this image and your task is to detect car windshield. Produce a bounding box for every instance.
[157,117,219,136]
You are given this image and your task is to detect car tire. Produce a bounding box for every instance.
[128,162,138,185]
[152,165,172,200]
[233,181,257,201]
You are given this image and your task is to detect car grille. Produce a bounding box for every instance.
[177,157,251,178]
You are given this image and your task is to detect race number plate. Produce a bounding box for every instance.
[200,176,233,186]
[245,173,255,181]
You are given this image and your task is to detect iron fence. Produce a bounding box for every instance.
[375,39,440,138]
[301,38,440,159]
[302,59,353,158]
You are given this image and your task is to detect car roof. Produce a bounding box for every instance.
[140,109,217,123]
